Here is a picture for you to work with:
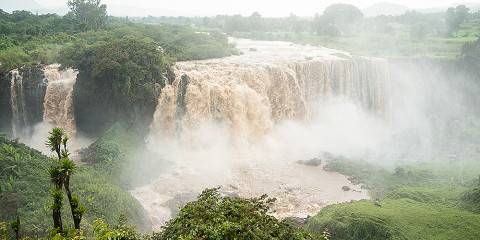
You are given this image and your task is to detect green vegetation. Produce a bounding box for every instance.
[0,3,235,73]
[307,199,480,240]
[156,188,319,240]
[67,0,107,31]
[78,123,160,188]
[46,128,86,233]
[2,1,480,239]
[0,132,149,238]
[307,158,480,240]
[59,35,171,136]
[75,188,323,240]
[446,5,470,36]
[314,4,363,36]
[140,4,480,58]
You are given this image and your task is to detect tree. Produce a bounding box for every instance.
[58,35,171,136]
[446,5,470,36]
[316,4,363,36]
[154,188,322,240]
[67,0,107,31]
[249,12,264,31]
[48,162,64,232]
[46,128,85,232]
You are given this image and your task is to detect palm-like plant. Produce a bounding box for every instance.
[48,164,64,232]
[46,128,85,231]
[60,158,84,229]
[46,128,65,160]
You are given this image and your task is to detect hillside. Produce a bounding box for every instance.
[0,133,151,237]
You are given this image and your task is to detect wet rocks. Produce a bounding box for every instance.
[165,192,197,217]
[284,216,309,227]
[297,158,322,167]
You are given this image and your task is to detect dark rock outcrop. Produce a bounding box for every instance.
[0,71,12,135]
[0,65,47,137]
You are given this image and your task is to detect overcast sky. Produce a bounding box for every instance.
[35,0,480,16]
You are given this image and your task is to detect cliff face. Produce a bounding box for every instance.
[0,65,46,137]
[72,71,164,138]
[0,71,12,135]
[18,66,48,134]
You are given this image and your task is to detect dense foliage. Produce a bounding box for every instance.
[155,188,319,240]
[59,35,170,136]
[67,0,107,31]
[446,5,470,36]
[0,6,235,73]
[314,4,364,36]
[55,188,323,240]
[0,133,149,238]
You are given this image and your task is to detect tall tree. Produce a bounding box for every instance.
[446,5,470,36]
[46,128,85,231]
[316,4,363,36]
[67,0,107,31]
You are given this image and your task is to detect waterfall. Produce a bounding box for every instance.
[150,53,389,141]
[10,69,28,137]
[137,39,392,228]
[42,64,78,137]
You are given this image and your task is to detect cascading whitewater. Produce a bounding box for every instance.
[43,64,78,137]
[150,40,389,141]
[10,69,28,137]
[137,39,392,228]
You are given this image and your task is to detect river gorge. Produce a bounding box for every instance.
[0,38,473,229]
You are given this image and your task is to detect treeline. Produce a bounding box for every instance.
[0,1,234,73]
[134,4,480,39]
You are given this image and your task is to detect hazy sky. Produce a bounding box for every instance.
[36,0,480,16]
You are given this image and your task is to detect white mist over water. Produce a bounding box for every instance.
[132,39,398,229]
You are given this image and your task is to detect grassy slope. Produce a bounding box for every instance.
[307,199,480,240]
[306,158,480,240]
[0,131,150,237]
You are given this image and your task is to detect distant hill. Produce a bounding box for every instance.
[418,2,480,14]
[363,2,410,17]
[0,0,43,12]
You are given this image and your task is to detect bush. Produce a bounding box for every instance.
[154,188,320,240]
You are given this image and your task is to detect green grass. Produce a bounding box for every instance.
[307,199,480,240]
[307,157,480,240]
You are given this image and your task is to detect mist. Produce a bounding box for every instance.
[2,1,480,237]
[125,38,480,228]
[32,0,480,16]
